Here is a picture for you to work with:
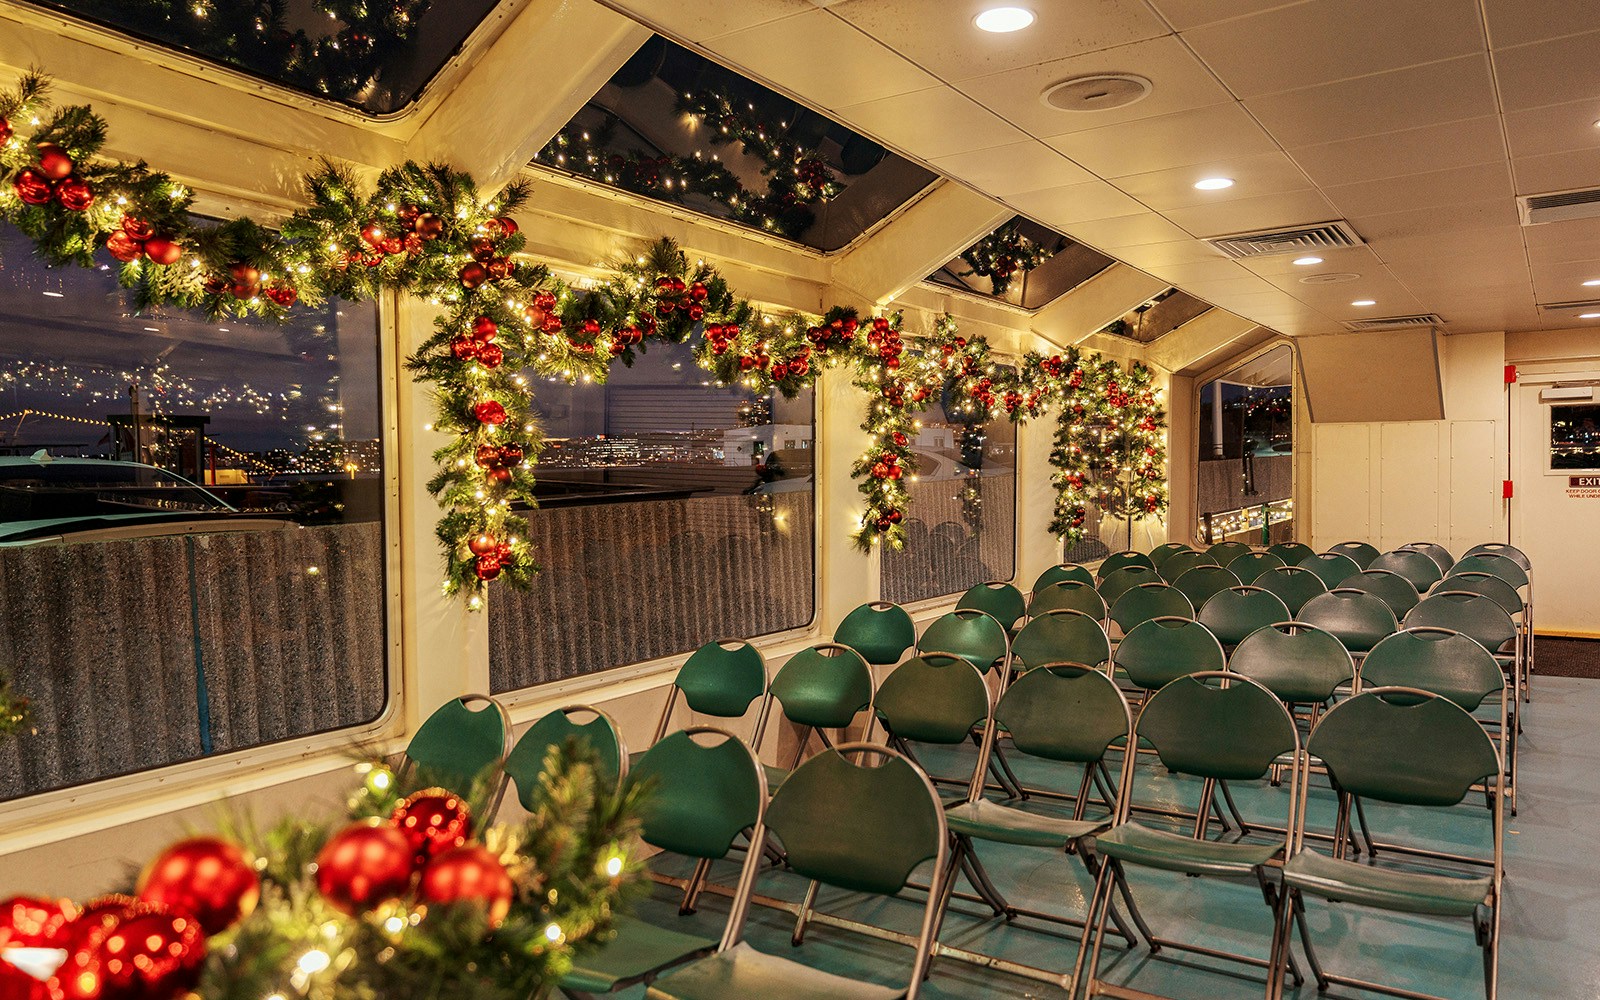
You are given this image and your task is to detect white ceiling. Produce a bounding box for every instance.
[598,0,1600,337]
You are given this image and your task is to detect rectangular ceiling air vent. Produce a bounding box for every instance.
[1205,220,1363,259]
[1341,314,1445,332]
[1519,189,1600,226]
[1537,298,1600,313]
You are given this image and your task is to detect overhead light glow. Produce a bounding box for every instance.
[1292,256,1323,266]
[1580,312,1600,319]
[1583,279,1600,287]
[974,6,1035,32]
[1351,299,1377,307]
[41,291,64,298]
[1193,177,1234,191]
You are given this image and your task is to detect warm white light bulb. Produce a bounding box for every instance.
[1193,177,1234,191]
[1351,299,1376,307]
[974,6,1035,31]
[1292,256,1323,266]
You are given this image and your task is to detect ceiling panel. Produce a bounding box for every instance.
[958,35,1231,137]
[1162,188,1339,238]
[1113,243,1238,270]
[1524,218,1600,265]
[828,0,1169,82]
[606,0,814,42]
[1285,115,1508,187]
[1110,150,1316,211]
[839,87,1027,158]
[1143,0,1309,32]
[1183,0,1483,98]
[709,10,939,108]
[1350,197,1522,243]
[930,140,1095,195]
[1323,162,1515,218]
[1503,100,1600,160]
[1483,0,1600,50]
[1006,180,1148,224]
[1045,102,1279,176]
[1493,30,1600,112]
[1511,149,1600,196]
[1375,227,1528,266]
[1530,259,1600,303]
[1246,54,1497,147]
[1067,212,1194,249]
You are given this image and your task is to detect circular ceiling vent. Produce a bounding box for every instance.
[1299,272,1361,284]
[1041,74,1153,112]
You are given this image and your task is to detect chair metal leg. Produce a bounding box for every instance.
[1084,850,1148,950]
[791,878,820,946]
[1072,855,1120,1000]
[1291,889,1329,991]
[1218,779,1252,836]
[679,857,712,914]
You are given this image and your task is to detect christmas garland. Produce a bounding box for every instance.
[0,743,643,1000]
[1049,360,1168,546]
[958,220,1056,295]
[0,667,31,742]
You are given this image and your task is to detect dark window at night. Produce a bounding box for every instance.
[532,36,938,252]
[0,226,387,802]
[1195,345,1295,545]
[489,339,815,690]
[1551,403,1600,470]
[926,217,1113,309]
[18,0,497,114]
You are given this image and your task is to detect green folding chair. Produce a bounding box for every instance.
[1228,550,1287,584]
[1229,623,1355,714]
[1112,617,1225,695]
[1075,673,1304,1000]
[957,581,1027,634]
[1254,565,1328,616]
[1028,580,1108,622]
[1299,552,1363,590]
[918,609,1010,678]
[1461,543,1530,574]
[647,745,949,1000]
[502,704,627,820]
[1369,549,1444,591]
[1326,541,1380,570]
[835,602,917,669]
[1340,568,1419,618]
[1108,582,1194,636]
[1437,572,1523,621]
[759,643,875,783]
[1097,564,1162,609]
[645,640,770,753]
[1298,589,1398,657]
[1267,542,1316,566]
[1277,689,1502,1000]
[403,694,512,798]
[1197,586,1291,648]
[1403,540,1456,574]
[1033,563,1096,592]
[1453,551,1535,703]
[1148,542,1194,573]
[1157,547,1218,583]
[1172,563,1241,611]
[1099,550,1156,579]
[1207,539,1252,566]
[560,728,767,999]
[1013,609,1111,673]
[873,652,1011,798]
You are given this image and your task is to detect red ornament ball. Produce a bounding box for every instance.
[391,789,472,862]
[472,315,498,342]
[449,337,479,361]
[0,896,75,951]
[475,443,501,468]
[472,400,507,425]
[34,143,74,182]
[492,216,518,237]
[418,845,514,929]
[54,177,94,212]
[265,285,298,308]
[415,213,444,240]
[120,217,155,241]
[315,821,417,916]
[476,342,504,369]
[380,236,404,256]
[487,257,514,280]
[94,909,207,1000]
[487,467,512,484]
[136,836,260,937]
[689,282,708,302]
[496,443,524,467]
[474,555,503,581]
[687,304,705,322]
[0,117,10,145]
[360,222,386,248]
[459,262,489,289]
[467,534,497,557]
[403,232,424,254]
[142,237,183,267]
[105,231,143,263]
[469,236,497,263]
[12,168,52,206]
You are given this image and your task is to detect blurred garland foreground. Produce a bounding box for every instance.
[0,742,645,1000]
[0,68,1167,606]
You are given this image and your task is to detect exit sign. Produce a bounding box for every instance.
[1572,476,1600,488]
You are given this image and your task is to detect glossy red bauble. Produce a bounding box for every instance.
[314,821,417,916]
[141,237,183,267]
[136,836,260,936]
[12,168,52,206]
[418,845,514,929]
[474,555,503,580]
[0,896,75,952]
[360,222,386,248]
[266,285,298,307]
[475,444,501,468]
[496,443,524,467]
[104,231,143,263]
[398,204,421,227]
[472,400,507,425]
[380,236,404,257]
[119,217,155,241]
[475,343,503,369]
[390,789,472,863]
[95,909,207,1000]
[469,237,497,263]
[415,213,444,240]
[487,467,512,484]
[487,257,513,280]
[467,534,497,557]
[0,117,11,145]
[449,337,479,361]
[230,282,259,301]
[686,305,705,322]
[471,315,498,342]
[53,177,94,212]
[688,281,708,301]
[887,510,903,524]
[459,262,489,289]
[34,144,74,181]
[492,216,518,237]
[403,232,424,254]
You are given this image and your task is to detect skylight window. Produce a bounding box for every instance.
[1100,288,1213,343]
[927,217,1112,309]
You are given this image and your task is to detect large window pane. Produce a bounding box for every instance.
[489,342,814,689]
[0,229,387,802]
[882,378,1016,603]
[1195,345,1295,544]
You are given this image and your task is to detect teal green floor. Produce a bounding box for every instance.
[612,676,1598,999]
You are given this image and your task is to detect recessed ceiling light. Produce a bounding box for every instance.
[1194,177,1234,191]
[974,6,1034,32]
[1584,279,1600,287]
[1292,256,1324,266]
[1581,312,1600,319]
[143,326,159,332]
[1351,299,1377,307]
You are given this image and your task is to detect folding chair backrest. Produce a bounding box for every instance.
[1207,540,1251,566]
[957,581,1027,632]
[1267,541,1316,566]
[767,643,874,730]
[1099,549,1156,579]
[1340,568,1419,618]
[1327,541,1380,569]
[1254,565,1328,616]
[506,705,626,811]
[1402,541,1455,574]
[1109,582,1194,633]
[1033,562,1096,591]
[1309,689,1500,807]
[918,609,1008,674]
[1449,553,1529,591]
[1227,550,1286,583]
[1097,564,1160,607]
[405,695,510,793]
[1158,547,1218,582]
[673,640,768,719]
[1114,616,1224,690]
[1148,542,1194,572]
[1298,589,1398,654]
[1172,564,1241,611]
[1368,549,1444,590]
[1228,623,1354,704]
[1013,609,1110,672]
[834,601,916,666]
[1197,586,1290,647]
[1359,628,1505,712]
[766,745,944,896]
[1403,592,1517,657]
[1300,551,1364,589]
[996,663,1131,764]
[1029,579,1108,620]
[1438,571,1523,617]
[874,654,991,745]
[631,728,765,860]
[1136,674,1299,782]
[1462,542,1531,573]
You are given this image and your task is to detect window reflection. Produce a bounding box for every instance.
[1551,403,1600,470]
[1195,345,1295,544]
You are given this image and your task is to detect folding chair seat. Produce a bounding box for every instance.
[1299,552,1363,590]
[1027,579,1108,622]
[917,610,1009,678]
[834,602,916,670]
[403,694,512,796]
[561,728,767,998]
[1207,539,1252,566]
[956,581,1027,635]
[1012,609,1110,674]
[1097,564,1161,609]
[1267,541,1316,566]
[1197,586,1291,648]
[1369,549,1444,591]
[1032,562,1095,592]
[648,745,948,1000]
[1341,568,1419,618]
[1402,540,1456,574]
[641,640,770,759]
[1254,565,1327,616]
[1108,582,1193,637]
[1148,542,1194,573]
[1298,589,1397,658]
[1276,689,1503,1000]
[1075,673,1304,1000]
[1326,541,1380,569]
[1099,549,1156,578]
[1228,550,1287,584]
[1172,563,1240,612]
[1157,547,1218,582]
[501,704,627,821]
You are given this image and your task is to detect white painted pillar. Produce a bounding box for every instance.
[1015,408,1060,591]
[814,365,879,632]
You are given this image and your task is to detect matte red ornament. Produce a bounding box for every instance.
[120,217,155,241]
[136,836,260,936]
[415,213,444,240]
[12,168,52,206]
[472,400,507,425]
[105,231,143,263]
[53,177,93,212]
[141,237,183,267]
[475,343,503,369]
[34,144,74,182]
[459,262,489,289]
[472,316,498,342]
[418,845,514,928]
[315,821,416,916]
[474,555,503,581]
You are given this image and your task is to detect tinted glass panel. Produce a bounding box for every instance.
[1551,403,1600,470]
[926,217,1113,309]
[0,227,387,802]
[1195,345,1294,545]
